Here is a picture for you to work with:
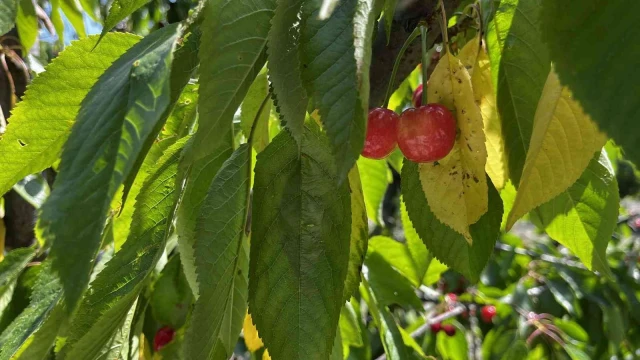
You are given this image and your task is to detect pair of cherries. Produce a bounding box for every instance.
[362,84,456,162]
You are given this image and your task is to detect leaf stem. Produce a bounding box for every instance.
[420,25,428,106]
[382,26,421,109]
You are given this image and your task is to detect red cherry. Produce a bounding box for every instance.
[398,104,456,163]
[442,324,456,336]
[412,84,423,107]
[362,108,399,159]
[481,305,496,323]
[445,293,457,303]
[430,322,442,333]
[153,326,175,352]
[632,217,640,229]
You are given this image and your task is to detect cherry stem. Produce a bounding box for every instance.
[382,26,421,109]
[420,25,428,106]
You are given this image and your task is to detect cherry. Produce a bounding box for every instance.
[153,326,175,352]
[430,323,442,333]
[445,293,457,303]
[481,305,496,323]
[362,108,399,159]
[632,217,640,230]
[398,104,456,163]
[442,324,456,337]
[412,84,423,107]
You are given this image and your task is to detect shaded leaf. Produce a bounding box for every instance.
[486,0,550,184]
[184,144,251,359]
[402,160,503,282]
[339,300,364,353]
[423,49,488,242]
[101,0,152,39]
[241,72,271,152]
[300,0,372,180]
[344,165,368,301]
[367,236,423,288]
[0,33,140,197]
[547,279,581,316]
[365,251,422,310]
[0,261,62,360]
[541,0,640,166]
[249,126,351,360]
[267,0,308,141]
[564,344,589,360]
[177,0,275,294]
[38,25,180,310]
[57,139,186,359]
[534,152,617,276]
[507,69,607,229]
[0,248,34,299]
[382,0,398,44]
[0,0,17,35]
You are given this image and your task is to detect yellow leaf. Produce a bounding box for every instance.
[458,39,508,190]
[263,349,272,360]
[421,50,488,243]
[506,69,607,229]
[243,313,264,352]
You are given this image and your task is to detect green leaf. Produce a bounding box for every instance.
[241,72,271,152]
[15,0,36,50]
[339,300,364,353]
[365,252,423,310]
[500,340,528,360]
[188,0,275,163]
[150,255,192,328]
[540,0,640,167]
[546,279,581,316]
[0,248,34,299]
[101,0,152,39]
[554,319,588,343]
[249,126,351,360]
[533,152,618,276]
[184,144,251,359]
[357,156,389,224]
[266,0,308,142]
[38,25,180,310]
[177,0,275,293]
[0,0,17,35]
[0,261,62,360]
[344,165,368,302]
[382,0,398,44]
[0,33,140,197]
[57,139,186,360]
[486,0,550,184]
[300,0,374,180]
[360,279,413,360]
[367,236,423,288]
[57,0,86,38]
[402,160,503,282]
[564,344,589,360]
[506,69,606,229]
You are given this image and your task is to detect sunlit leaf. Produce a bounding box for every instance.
[507,69,607,229]
[533,152,617,276]
[0,34,139,197]
[541,0,640,167]
[422,49,488,242]
[249,126,351,360]
[358,156,389,224]
[241,72,271,152]
[486,0,550,184]
[15,0,36,50]
[458,38,507,190]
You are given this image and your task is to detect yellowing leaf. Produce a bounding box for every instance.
[459,39,508,190]
[506,69,607,229]
[243,313,264,352]
[421,50,488,243]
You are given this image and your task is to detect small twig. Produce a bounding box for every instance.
[495,242,588,270]
[374,304,466,360]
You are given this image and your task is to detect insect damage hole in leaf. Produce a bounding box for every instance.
[420,47,488,243]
